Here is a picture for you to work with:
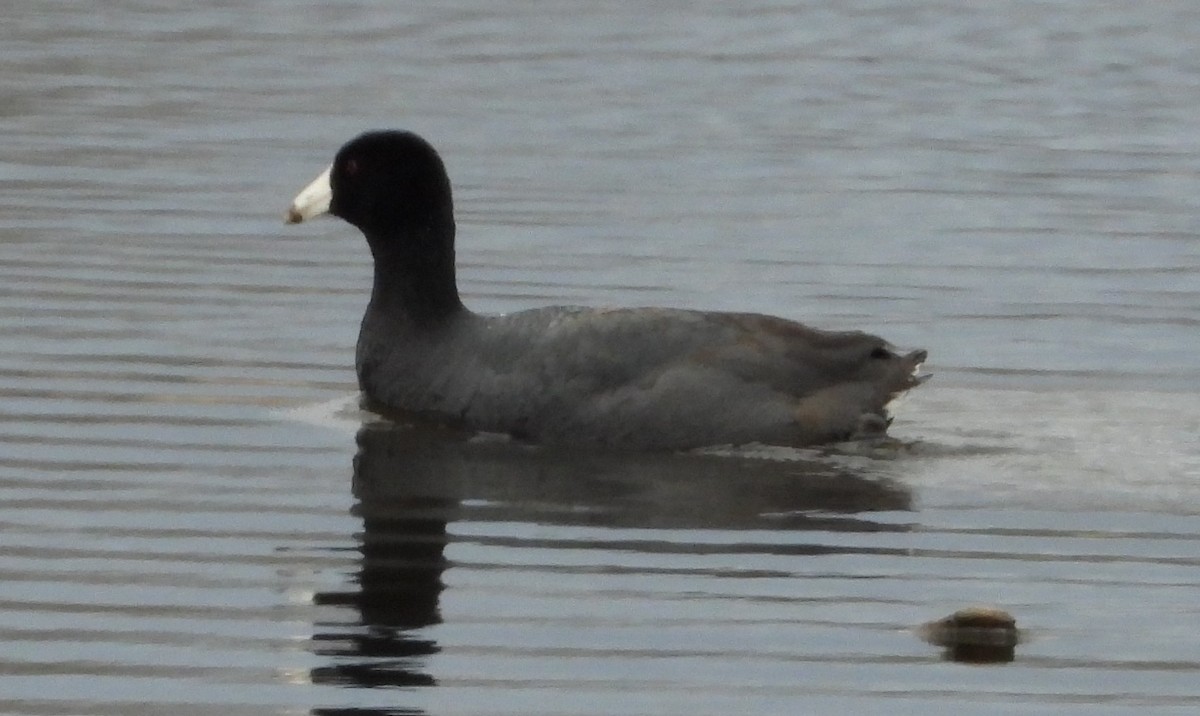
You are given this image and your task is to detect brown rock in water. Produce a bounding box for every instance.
[918,606,1019,663]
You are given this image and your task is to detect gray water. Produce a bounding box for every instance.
[3,1,1199,714]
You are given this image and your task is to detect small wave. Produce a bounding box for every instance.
[275,393,375,434]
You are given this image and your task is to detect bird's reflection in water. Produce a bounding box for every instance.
[310,423,913,709]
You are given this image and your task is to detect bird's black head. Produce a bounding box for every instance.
[327,130,455,242]
[287,130,465,321]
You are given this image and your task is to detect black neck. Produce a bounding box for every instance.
[365,218,466,328]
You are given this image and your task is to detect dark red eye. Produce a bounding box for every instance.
[344,158,359,177]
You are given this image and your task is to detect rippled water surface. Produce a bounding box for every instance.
[3,1,1200,714]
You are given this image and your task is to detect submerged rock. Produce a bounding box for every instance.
[918,606,1019,663]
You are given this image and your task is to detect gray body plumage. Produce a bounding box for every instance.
[357,303,926,449]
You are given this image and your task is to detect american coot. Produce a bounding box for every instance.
[286,130,928,450]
